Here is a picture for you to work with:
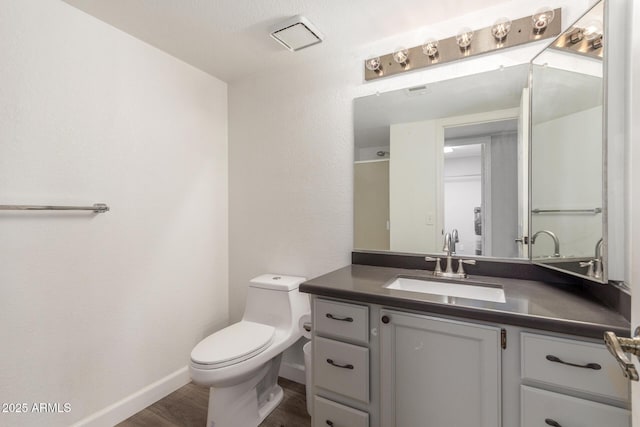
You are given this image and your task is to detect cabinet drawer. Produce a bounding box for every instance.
[521,386,629,427]
[314,336,369,402]
[314,298,369,344]
[521,332,629,402]
[314,396,369,427]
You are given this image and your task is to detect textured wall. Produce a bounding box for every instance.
[0,1,228,426]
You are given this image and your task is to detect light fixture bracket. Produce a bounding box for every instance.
[551,26,603,59]
[364,8,562,81]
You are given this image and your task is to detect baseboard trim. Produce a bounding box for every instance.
[71,366,191,427]
[279,361,306,385]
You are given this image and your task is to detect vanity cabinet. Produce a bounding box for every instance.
[308,295,630,427]
[520,332,630,427]
[312,298,371,427]
[314,396,369,427]
[379,309,502,427]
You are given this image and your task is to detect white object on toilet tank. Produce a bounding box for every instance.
[249,274,306,291]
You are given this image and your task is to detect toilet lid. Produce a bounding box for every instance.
[190,321,275,368]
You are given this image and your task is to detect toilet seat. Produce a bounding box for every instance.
[190,321,275,369]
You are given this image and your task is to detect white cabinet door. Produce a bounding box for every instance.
[380,309,502,427]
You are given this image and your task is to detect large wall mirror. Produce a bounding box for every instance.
[354,64,530,259]
[354,0,613,283]
[530,0,606,282]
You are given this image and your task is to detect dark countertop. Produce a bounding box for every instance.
[300,264,630,339]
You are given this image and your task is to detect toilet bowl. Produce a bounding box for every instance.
[189,274,309,427]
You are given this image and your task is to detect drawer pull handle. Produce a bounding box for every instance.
[326,421,334,426]
[545,355,601,370]
[326,313,354,322]
[326,358,354,369]
[545,418,562,427]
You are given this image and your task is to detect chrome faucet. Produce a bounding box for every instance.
[531,230,560,257]
[424,232,476,278]
[442,232,454,274]
[443,232,452,256]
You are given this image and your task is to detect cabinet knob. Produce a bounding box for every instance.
[381,315,390,324]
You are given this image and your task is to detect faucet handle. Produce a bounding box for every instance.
[579,260,595,277]
[425,256,442,274]
[456,259,476,277]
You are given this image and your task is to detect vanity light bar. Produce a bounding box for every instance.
[364,8,562,81]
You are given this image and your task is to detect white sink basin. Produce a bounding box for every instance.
[385,277,506,303]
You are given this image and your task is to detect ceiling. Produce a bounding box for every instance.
[62,0,503,83]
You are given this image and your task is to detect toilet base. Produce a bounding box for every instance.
[205,356,283,427]
[257,385,283,424]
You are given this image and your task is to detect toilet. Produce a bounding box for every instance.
[189,274,309,427]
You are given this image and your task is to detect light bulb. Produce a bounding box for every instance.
[583,20,604,49]
[392,47,409,66]
[365,56,382,72]
[422,38,439,58]
[583,20,603,40]
[567,27,584,44]
[532,7,555,33]
[492,17,512,41]
[456,27,474,49]
[444,147,454,154]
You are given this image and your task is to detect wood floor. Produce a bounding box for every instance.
[117,377,311,427]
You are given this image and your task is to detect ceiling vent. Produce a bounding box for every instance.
[270,15,324,52]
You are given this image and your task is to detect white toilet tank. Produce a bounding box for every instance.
[242,274,309,331]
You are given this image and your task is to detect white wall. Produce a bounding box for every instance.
[0,2,228,426]
[228,0,597,322]
[390,120,442,253]
[531,107,602,258]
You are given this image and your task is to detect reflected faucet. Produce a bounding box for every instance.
[595,238,604,259]
[531,230,561,257]
[594,238,604,279]
[443,232,452,256]
[578,238,605,279]
[451,229,459,255]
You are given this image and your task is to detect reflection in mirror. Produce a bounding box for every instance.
[530,1,605,281]
[444,120,519,258]
[354,64,529,259]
